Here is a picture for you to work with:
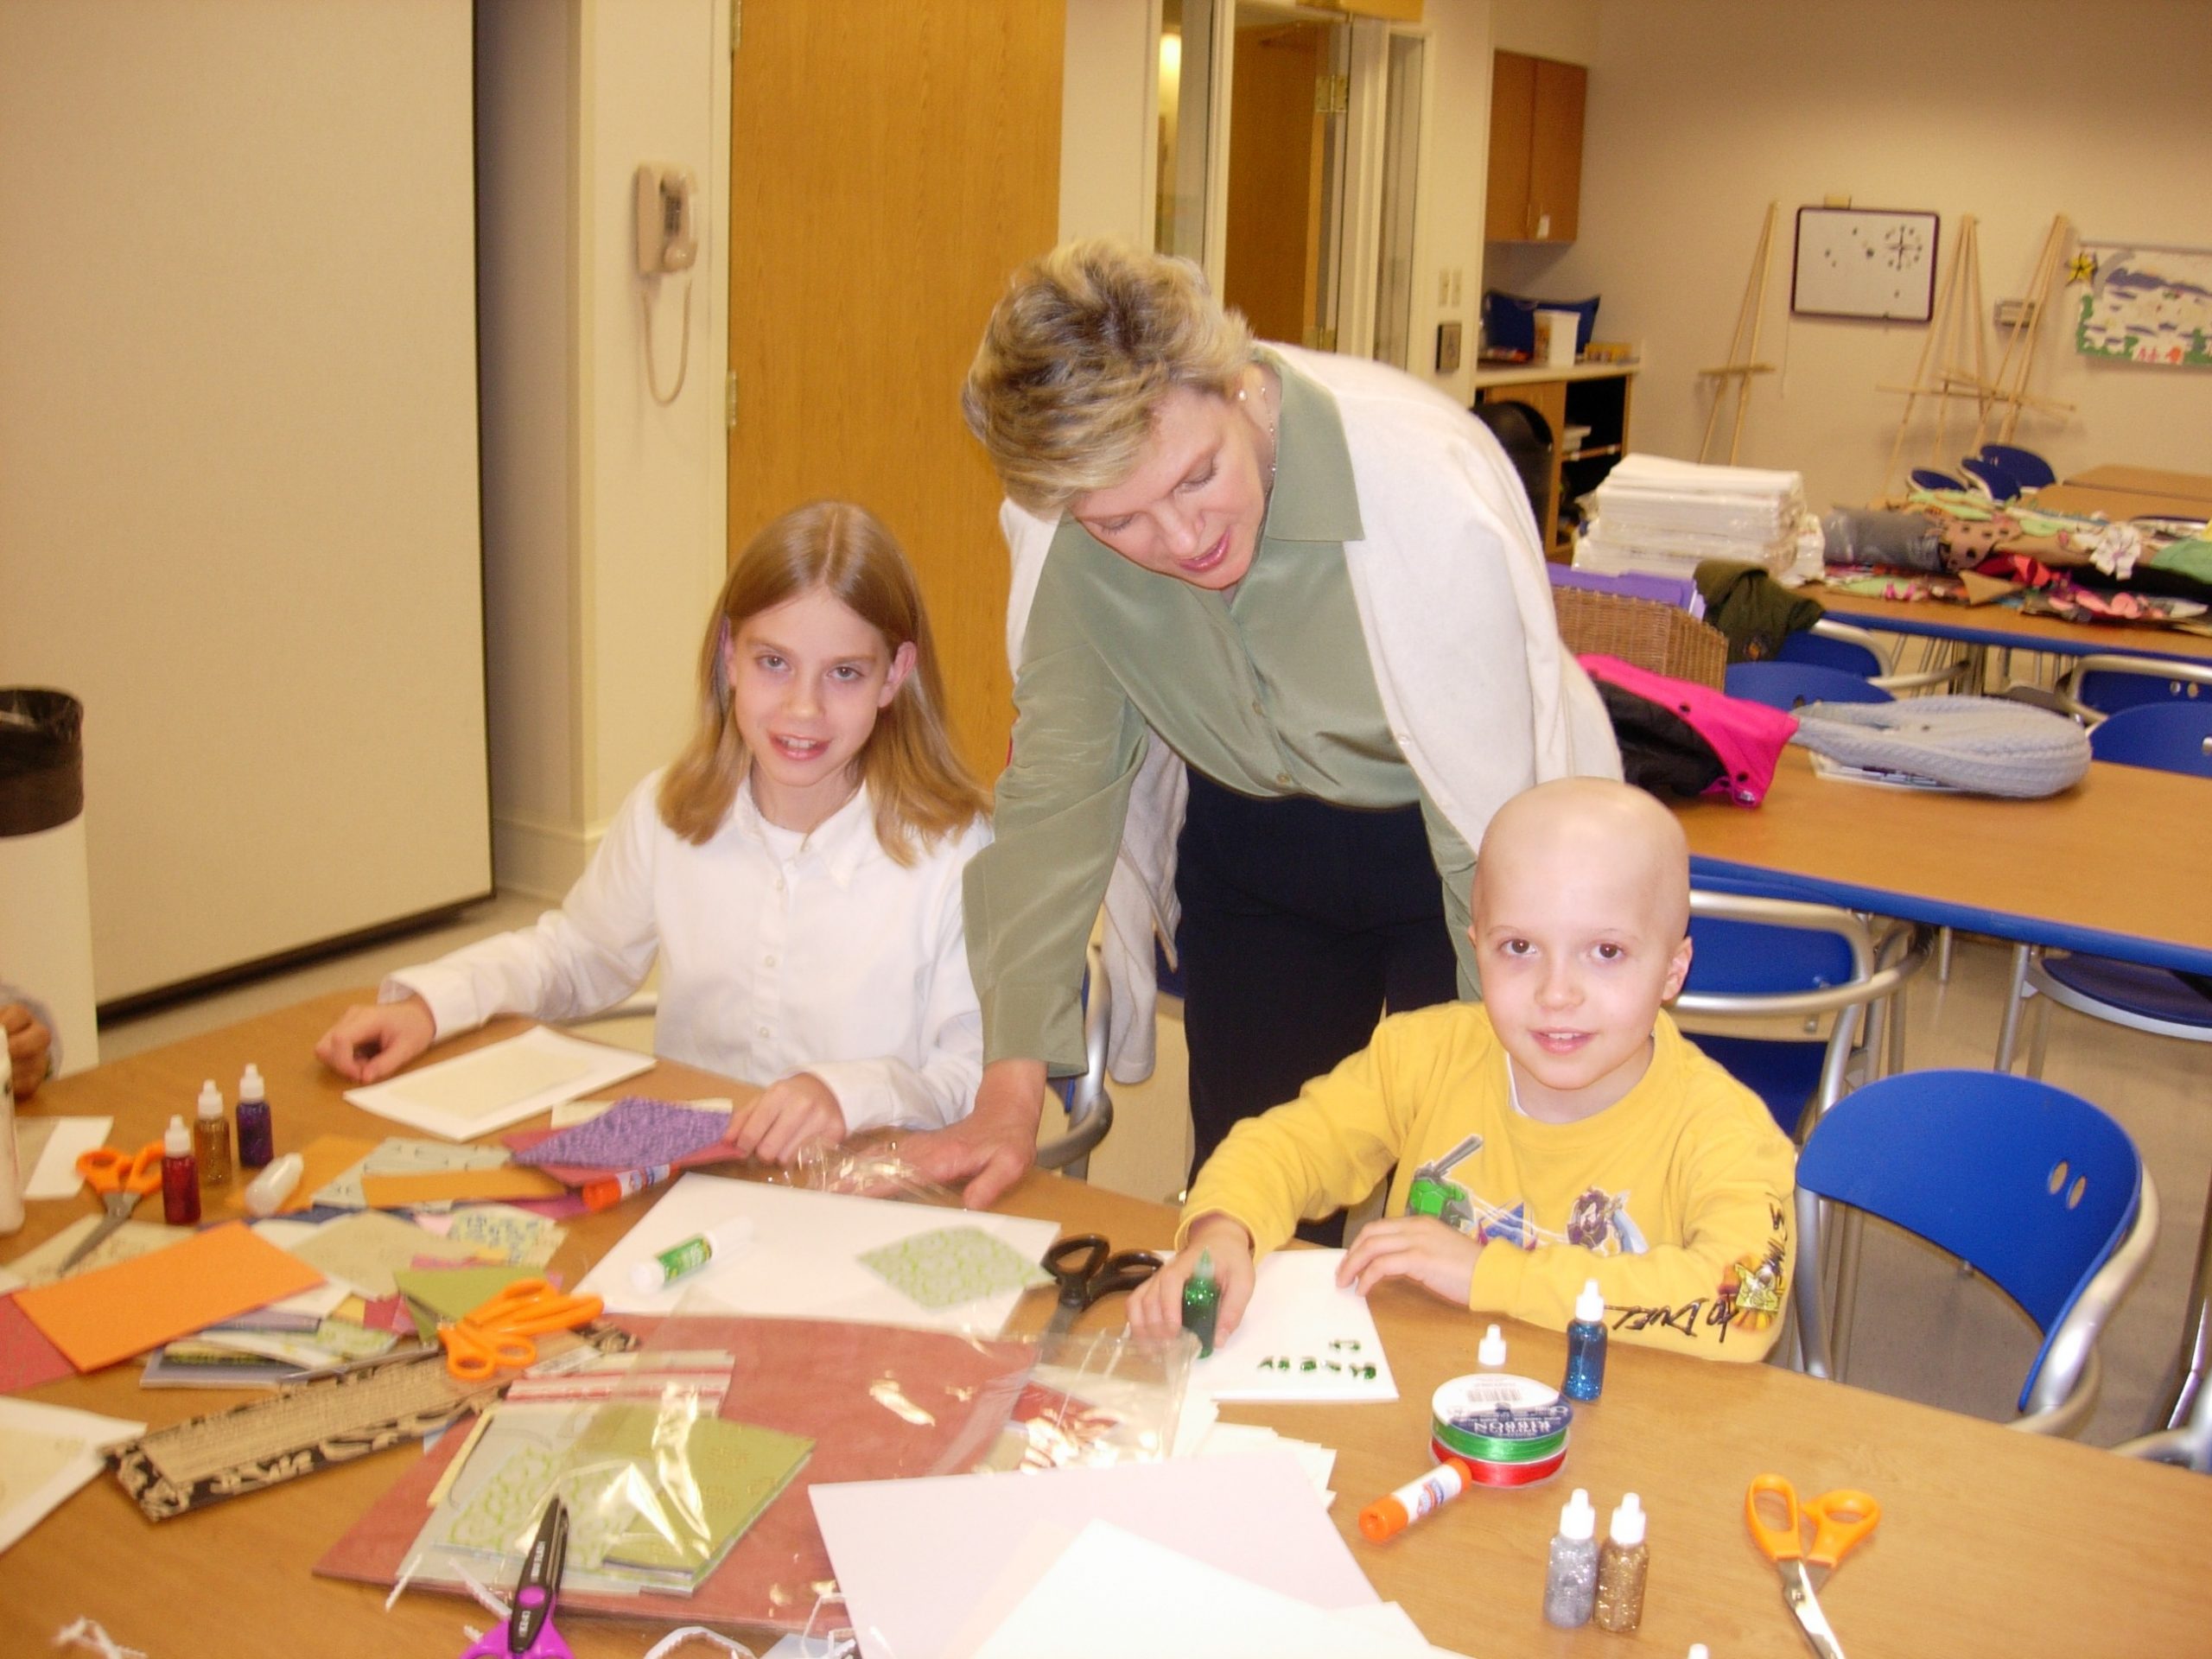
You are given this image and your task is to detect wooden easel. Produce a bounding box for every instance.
[1883,213,2073,491]
[1977,213,2074,448]
[1699,200,1780,465]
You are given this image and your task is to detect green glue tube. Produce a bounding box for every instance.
[628,1219,752,1294]
[1182,1249,1220,1357]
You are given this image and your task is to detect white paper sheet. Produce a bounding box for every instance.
[966,1521,1427,1659]
[1193,1249,1398,1403]
[20,1116,111,1199]
[343,1026,655,1140]
[811,1451,1377,1659]
[575,1173,1058,1333]
[0,1398,146,1555]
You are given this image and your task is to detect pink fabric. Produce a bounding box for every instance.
[1579,654,1799,806]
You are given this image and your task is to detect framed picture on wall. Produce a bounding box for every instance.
[1792,207,1940,322]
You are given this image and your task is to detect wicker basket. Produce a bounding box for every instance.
[1553,585,1728,690]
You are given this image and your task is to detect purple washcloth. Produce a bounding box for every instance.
[510,1096,731,1170]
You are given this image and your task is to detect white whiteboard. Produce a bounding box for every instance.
[0,0,489,1001]
[1792,207,1940,321]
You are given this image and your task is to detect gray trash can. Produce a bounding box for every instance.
[0,688,98,1077]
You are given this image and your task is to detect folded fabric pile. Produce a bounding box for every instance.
[1577,454,1809,578]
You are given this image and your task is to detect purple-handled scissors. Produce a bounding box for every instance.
[463,1496,571,1659]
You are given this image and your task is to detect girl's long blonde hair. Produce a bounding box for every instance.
[658,501,988,861]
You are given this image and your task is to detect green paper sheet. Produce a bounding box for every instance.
[857,1225,1055,1312]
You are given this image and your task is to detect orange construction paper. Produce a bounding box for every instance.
[220,1133,380,1215]
[13,1222,327,1373]
[359,1167,566,1207]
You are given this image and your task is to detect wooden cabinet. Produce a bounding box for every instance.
[1474,363,1636,559]
[1484,49,1585,244]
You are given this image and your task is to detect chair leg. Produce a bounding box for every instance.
[2024,993,2052,1082]
[1993,943,2033,1071]
[1832,1208,1866,1381]
[2151,1167,2212,1433]
[1936,925,1954,984]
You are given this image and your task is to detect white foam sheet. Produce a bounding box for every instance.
[967,1520,1439,1659]
[20,1116,111,1199]
[1193,1249,1398,1404]
[0,1398,146,1556]
[342,1026,655,1140]
[575,1173,1059,1332]
[810,1452,1378,1659]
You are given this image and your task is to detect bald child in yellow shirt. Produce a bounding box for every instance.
[1128,778,1796,1361]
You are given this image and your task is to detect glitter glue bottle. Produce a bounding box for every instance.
[162,1114,201,1225]
[1181,1249,1221,1357]
[235,1063,274,1169]
[1563,1277,1608,1402]
[1542,1487,1599,1628]
[194,1079,232,1188]
[1593,1492,1649,1633]
[1478,1323,1507,1371]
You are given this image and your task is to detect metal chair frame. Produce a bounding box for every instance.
[1792,1071,2161,1438]
[1796,618,1967,694]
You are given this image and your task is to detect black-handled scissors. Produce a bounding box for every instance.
[1043,1233,1161,1335]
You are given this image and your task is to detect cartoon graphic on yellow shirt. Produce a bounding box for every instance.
[1408,1138,1647,1257]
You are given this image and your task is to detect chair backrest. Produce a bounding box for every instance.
[1039,940,1115,1178]
[1724,660,1896,711]
[1775,624,1884,678]
[1960,454,2019,500]
[1979,443,2056,489]
[1910,467,1967,493]
[1794,1070,2145,1410]
[2065,652,2212,717]
[2087,700,2212,777]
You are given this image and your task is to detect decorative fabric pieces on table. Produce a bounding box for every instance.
[1789,696,2092,798]
[512,1097,732,1171]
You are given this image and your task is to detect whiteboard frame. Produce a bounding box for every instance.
[1791,206,1942,323]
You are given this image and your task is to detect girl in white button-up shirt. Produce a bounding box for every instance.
[315,503,994,1161]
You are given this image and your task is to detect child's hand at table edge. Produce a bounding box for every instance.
[1127,1213,1255,1344]
[313,995,435,1084]
[722,1072,846,1165]
[1336,1214,1481,1306]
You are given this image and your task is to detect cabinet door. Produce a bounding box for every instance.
[1528,56,1586,243]
[1484,49,1535,241]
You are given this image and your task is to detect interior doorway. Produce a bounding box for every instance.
[1220,8,1349,351]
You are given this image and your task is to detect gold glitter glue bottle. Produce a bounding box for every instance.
[1593,1491,1649,1633]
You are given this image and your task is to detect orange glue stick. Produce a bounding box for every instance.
[1358,1456,1476,1541]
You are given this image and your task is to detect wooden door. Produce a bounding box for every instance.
[1529,56,1586,243]
[1223,22,1330,346]
[728,2,1065,782]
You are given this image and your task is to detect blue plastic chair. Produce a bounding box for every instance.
[1793,1070,2158,1433]
[1674,877,1927,1141]
[1724,661,1896,712]
[1910,467,1967,493]
[1774,626,1883,678]
[1960,454,2021,500]
[2066,652,2212,718]
[1979,443,2056,490]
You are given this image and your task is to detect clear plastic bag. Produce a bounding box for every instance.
[982,1326,1199,1472]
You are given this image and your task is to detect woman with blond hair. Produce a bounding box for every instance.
[905,241,1619,1210]
[316,501,993,1161]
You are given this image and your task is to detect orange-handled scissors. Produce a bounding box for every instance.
[1746,1473,1881,1659]
[438,1279,604,1382]
[57,1142,166,1273]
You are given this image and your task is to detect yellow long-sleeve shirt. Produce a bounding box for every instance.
[1181,1005,1796,1361]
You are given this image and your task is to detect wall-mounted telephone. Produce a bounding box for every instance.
[635,163,698,276]
[635,163,697,405]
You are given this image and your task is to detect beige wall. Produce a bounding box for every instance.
[1487,0,2212,508]
[1060,0,1158,245]
[479,0,731,902]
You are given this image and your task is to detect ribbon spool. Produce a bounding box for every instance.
[1433,1417,1569,1465]
[1428,1440,1570,1487]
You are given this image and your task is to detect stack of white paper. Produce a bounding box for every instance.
[343,1026,656,1140]
[813,1452,1382,1659]
[1580,451,1808,576]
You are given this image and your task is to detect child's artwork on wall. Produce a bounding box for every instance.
[2072,244,2212,367]
[1792,207,1940,322]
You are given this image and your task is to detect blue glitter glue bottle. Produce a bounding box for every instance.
[1562,1277,1607,1402]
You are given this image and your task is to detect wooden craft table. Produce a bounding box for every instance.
[1677,747,2212,976]
[2068,464,2212,507]
[6,990,2211,1657]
